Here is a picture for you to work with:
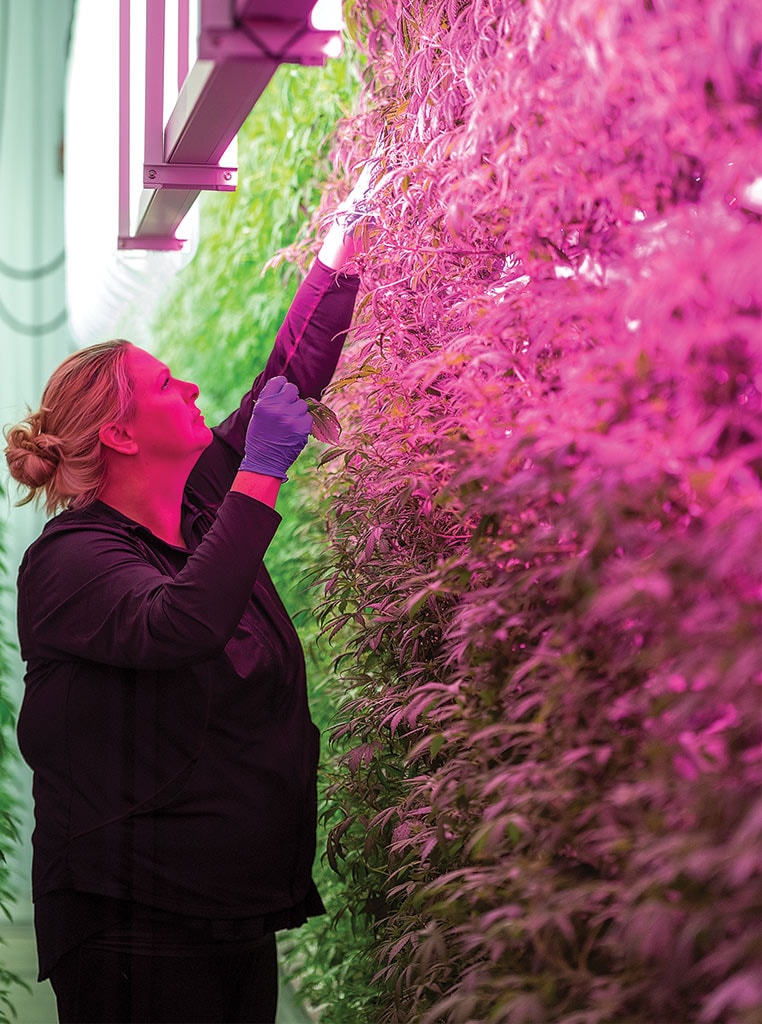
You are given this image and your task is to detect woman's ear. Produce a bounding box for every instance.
[99,422,139,456]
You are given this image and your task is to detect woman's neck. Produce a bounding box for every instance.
[98,465,189,548]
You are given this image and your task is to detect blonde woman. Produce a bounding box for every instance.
[4,216,361,1023]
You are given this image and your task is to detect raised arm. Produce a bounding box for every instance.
[188,157,392,504]
[257,257,360,400]
[186,260,358,504]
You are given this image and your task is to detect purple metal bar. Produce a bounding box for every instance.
[119,235,185,251]
[144,0,166,166]
[178,0,190,92]
[234,0,314,17]
[163,56,276,164]
[118,0,131,241]
[198,24,338,65]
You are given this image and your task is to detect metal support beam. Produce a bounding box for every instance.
[118,0,343,251]
[117,0,131,243]
[163,56,276,166]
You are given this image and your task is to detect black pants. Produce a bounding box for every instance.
[49,933,279,1024]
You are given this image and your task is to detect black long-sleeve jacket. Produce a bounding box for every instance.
[16,261,359,943]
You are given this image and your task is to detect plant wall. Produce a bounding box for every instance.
[283,1,762,1022]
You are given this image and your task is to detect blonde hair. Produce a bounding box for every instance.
[4,339,135,515]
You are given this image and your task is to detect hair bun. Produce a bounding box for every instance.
[4,421,62,489]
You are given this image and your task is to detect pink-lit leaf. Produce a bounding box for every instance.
[305,396,342,443]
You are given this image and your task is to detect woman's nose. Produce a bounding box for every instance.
[183,380,200,401]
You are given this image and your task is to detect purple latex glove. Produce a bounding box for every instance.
[239,376,312,481]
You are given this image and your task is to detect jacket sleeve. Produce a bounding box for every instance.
[186,259,360,505]
[18,493,281,671]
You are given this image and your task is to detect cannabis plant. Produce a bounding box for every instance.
[290,1,762,1021]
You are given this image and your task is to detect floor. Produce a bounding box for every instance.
[0,922,315,1024]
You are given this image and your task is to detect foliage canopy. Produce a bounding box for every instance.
[290,1,762,1021]
[155,2,761,1021]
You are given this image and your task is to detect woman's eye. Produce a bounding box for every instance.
[162,377,170,390]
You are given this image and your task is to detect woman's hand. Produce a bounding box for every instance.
[317,146,393,270]
[238,376,312,481]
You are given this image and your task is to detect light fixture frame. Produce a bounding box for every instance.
[118,0,342,251]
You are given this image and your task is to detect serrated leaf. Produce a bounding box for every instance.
[306,397,342,443]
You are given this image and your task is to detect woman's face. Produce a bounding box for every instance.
[123,344,213,463]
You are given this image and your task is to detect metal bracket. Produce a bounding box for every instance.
[118,0,343,250]
[143,163,238,190]
[118,234,186,251]
[198,23,335,65]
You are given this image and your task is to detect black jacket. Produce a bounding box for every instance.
[16,260,359,933]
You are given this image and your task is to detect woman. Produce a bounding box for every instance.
[3,213,361,1023]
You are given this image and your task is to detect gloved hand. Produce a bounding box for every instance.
[239,376,312,481]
